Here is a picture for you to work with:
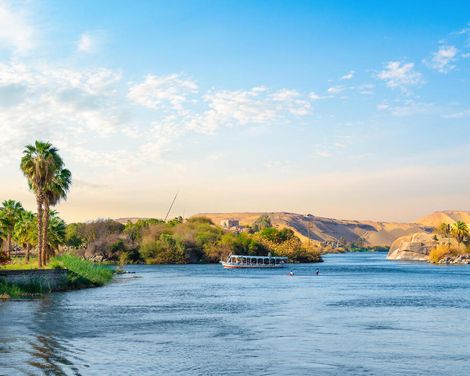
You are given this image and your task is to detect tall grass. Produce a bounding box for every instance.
[50,254,113,286]
[0,280,51,299]
[428,244,469,263]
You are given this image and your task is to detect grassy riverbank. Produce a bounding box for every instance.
[51,254,114,287]
[0,255,114,299]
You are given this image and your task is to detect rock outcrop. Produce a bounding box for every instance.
[438,254,470,265]
[387,232,437,261]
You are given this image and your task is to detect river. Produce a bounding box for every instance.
[1,253,469,375]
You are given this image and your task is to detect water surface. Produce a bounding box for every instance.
[1,253,469,375]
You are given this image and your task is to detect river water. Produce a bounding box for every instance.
[1,253,469,375]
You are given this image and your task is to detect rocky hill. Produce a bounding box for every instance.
[195,212,432,247]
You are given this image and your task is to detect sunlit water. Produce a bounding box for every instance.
[1,253,470,375]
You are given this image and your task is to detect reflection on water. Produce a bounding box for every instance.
[1,253,470,375]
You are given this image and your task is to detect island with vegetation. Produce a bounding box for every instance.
[64,214,323,265]
[388,219,470,264]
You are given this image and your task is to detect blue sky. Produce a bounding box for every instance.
[0,0,469,222]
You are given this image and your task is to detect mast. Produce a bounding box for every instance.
[164,191,179,222]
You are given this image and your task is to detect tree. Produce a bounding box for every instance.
[20,141,66,267]
[436,223,451,238]
[46,211,67,257]
[450,221,469,246]
[0,200,24,258]
[14,210,37,263]
[251,215,272,232]
[43,167,71,263]
[259,227,294,244]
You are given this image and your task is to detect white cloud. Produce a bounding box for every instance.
[357,83,374,95]
[315,150,331,158]
[377,99,433,117]
[327,85,344,94]
[377,102,390,111]
[0,61,127,166]
[442,110,470,119]
[426,45,458,73]
[187,87,311,134]
[77,33,93,52]
[377,61,423,91]
[340,71,355,80]
[128,74,198,111]
[309,91,321,101]
[0,1,34,53]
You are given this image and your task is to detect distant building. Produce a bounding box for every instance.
[220,219,240,229]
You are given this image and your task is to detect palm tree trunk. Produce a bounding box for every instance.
[42,199,50,266]
[36,197,43,268]
[7,233,11,259]
[25,244,31,263]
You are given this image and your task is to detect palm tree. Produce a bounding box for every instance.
[14,211,37,263]
[451,221,469,246]
[46,211,67,257]
[20,141,64,268]
[436,223,451,238]
[43,167,71,263]
[0,200,24,258]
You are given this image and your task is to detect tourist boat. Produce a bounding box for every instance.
[221,254,288,269]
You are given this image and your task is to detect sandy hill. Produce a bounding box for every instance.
[195,212,432,247]
[416,211,470,227]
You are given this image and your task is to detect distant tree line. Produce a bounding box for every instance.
[64,215,323,264]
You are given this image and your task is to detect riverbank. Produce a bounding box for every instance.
[0,255,114,299]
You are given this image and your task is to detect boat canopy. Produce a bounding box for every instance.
[228,254,287,260]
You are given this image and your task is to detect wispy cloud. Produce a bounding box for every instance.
[442,110,470,119]
[340,71,354,80]
[128,74,198,111]
[0,61,125,165]
[377,99,433,117]
[0,1,34,53]
[377,61,423,91]
[425,45,458,73]
[187,87,312,134]
[309,91,321,101]
[77,33,94,52]
[327,85,345,94]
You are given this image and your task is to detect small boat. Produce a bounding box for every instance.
[221,254,288,269]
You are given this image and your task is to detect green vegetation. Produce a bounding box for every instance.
[429,221,470,263]
[50,254,113,286]
[1,140,320,282]
[0,255,113,299]
[0,258,52,270]
[20,140,71,267]
[64,215,323,264]
[429,244,470,263]
[0,200,24,259]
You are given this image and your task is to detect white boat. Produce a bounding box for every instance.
[221,254,288,269]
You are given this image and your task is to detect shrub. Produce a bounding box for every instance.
[140,233,186,264]
[428,244,467,263]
